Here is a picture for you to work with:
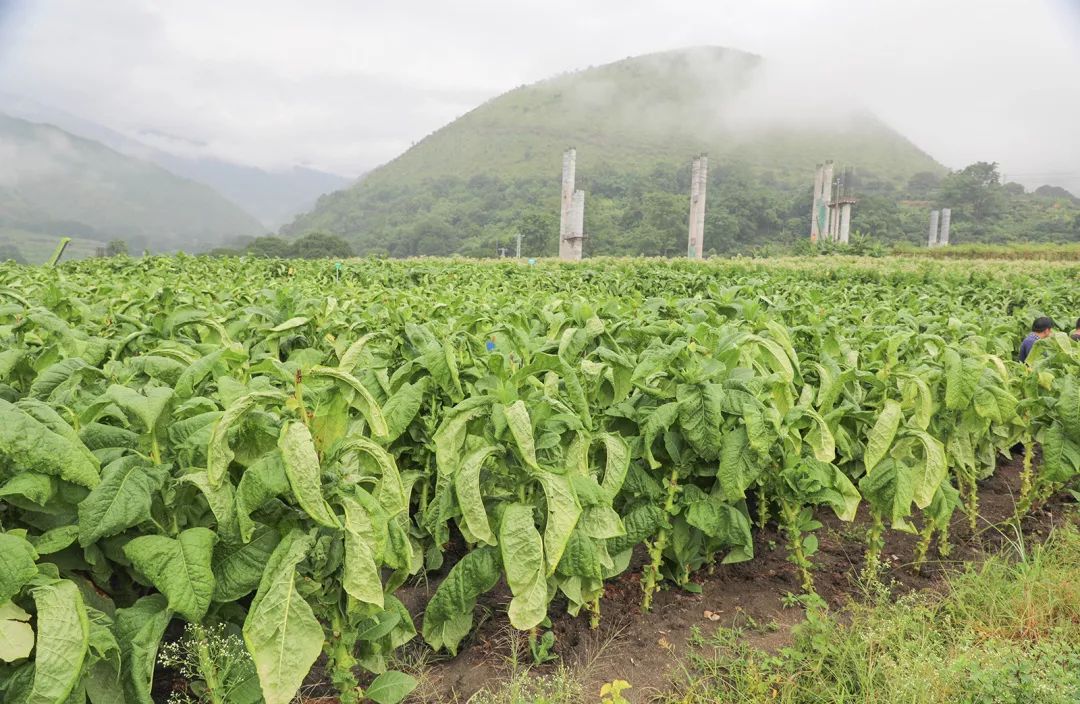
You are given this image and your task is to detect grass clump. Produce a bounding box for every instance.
[667,520,1080,704]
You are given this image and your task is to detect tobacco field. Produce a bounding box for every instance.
[1,255,1079,704]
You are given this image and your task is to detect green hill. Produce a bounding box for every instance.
[284,47,945,256]
[0,113,265,257]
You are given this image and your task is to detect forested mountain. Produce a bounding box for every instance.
[0,94,351,228]
[284,47,949,256]
[0,114,264,257]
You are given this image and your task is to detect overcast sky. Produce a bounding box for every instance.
[1,0,1079,186]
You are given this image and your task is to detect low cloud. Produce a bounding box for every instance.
[0,0,1077,190]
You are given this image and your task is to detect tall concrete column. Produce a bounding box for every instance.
[558,148,576,260]
[939,208,951,246]
[839,203,852,244]
[928,210,940,247]
[565,189,585,261]
[810,164,823,242]
[688,157,701,258]
[694,156,708,258]
[822,161,835,241]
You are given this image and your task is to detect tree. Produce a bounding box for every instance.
[105,239,129,257]
[938,162,1006,229]
[247,236,293,258]
[906,172,941,199]
[287,232,354,260]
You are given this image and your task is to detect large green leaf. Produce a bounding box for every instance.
[536,470,582,575]
[212,527,281,602]
[207,390,285,487]
[0,532,38,603]
[105,384,174,432]
[308,365,389,437]
[78,456,167,547]
[865,399,902,473]
[598,432,630,498]
[365,671,418,704]
[0,398,100,488]
[243,529,323,704]
[717,427,763,501]
[339,436,407,518]
[677,383,726,460]
[26,580,90,704]
[454,445,499,546]
[0,600,34,662]
[1057,377,1080,439]
[341,496,385,608]
[907,430,948,509]
[641,401,679,469]
[277,422,341,528]
[500,503,548,630]
[123,527,217,622]
[503,400,540,470]
[115,594,172,704]
[380,379,427,442]
[422,546,500,654]
[943,349,981,410]
[235,451,289,542]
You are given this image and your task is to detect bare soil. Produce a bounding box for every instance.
[398,454,1075,703]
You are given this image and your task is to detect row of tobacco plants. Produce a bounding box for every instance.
[1,255,1079,704]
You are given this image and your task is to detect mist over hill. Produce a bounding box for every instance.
[284,47,946,256]
[0,93,351,228]
[0,113,264,256]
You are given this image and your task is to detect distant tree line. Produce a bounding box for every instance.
[208,232,355,259]
[283,160,1080,258]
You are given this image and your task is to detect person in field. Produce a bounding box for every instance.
[1073,318,1080,342]
[1019,316,1055,362]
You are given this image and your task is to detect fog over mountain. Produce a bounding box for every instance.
[0,0,1078,194]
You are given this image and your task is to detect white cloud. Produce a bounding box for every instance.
[0,0,1078,189]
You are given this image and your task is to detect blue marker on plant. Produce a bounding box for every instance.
[486,338,496,352]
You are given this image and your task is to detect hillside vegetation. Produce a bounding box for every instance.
[284,47,946,256]
[0,113,264,255]
[285,48,1080,257]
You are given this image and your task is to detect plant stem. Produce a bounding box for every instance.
[862,511,885,584]
[780,500,814,593]
[964,468,978,534]
[589,595,601,630]
[756,483,770,530]
[642,465,679,612]
[937,521,952,558]
[294,368,308,426]
[194,627,225,704]
[913,520,935,574]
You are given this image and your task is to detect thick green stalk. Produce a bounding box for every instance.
[862,511,885,583]
[294,369,308,426]
[964,468,978,534]
[642,466,679,612]
[327,610,360,704]
[937,521,952,558]
[1015,431,1036,521]
[780,500,814,593]
[912,520,935,574]
[756,483,770,530]
[195,628,226,704]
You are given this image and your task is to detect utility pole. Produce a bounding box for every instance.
[515,232,522,258]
